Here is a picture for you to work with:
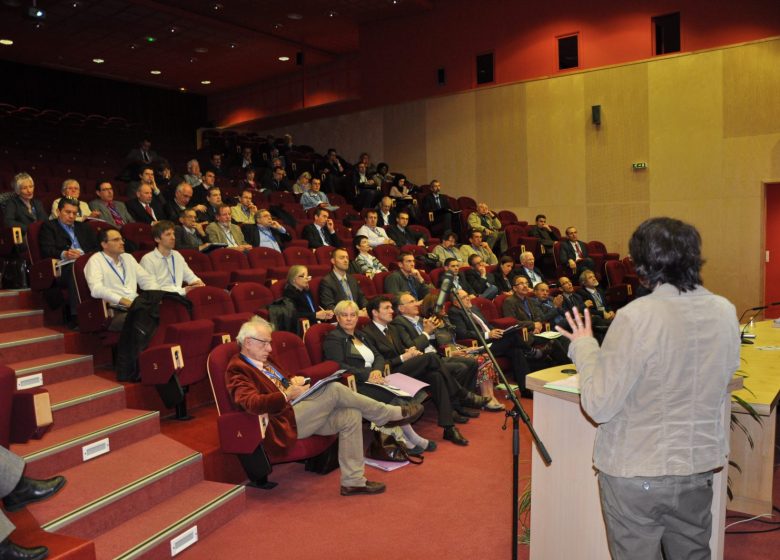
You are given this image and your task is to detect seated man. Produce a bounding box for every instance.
[197,186,223,224]
[442,257,471,296]
[351,162,380,209]
[50,179,99,222]
[127,164,166,200]
[140,221,204,295]
[191,170,216,206]
[518,251,545,287]
[460,254,499,299]
[383,251,433,299]
[230,189,258,225]
[466,202,506,253]
[227,317,422,496]
[243,209,290,251]
[391,292,487,418]
[89,181,134,228]
[355,209,394,248]
[431,230,462,266]
[533,282,567,328]
[560,226,595,276]
[39,198,99,323]
[205,204,252,252]
[527,214,559,251]
[164,180,207,222]
[319,248,368,312]
[183,158,203,189]
[361,296,467,446]
[126,184,164,225]
[302,208,341,249]
[300,177,338,212]
[386,210,425,247]
[1,446,66,560]
[421,179,457,237]
[459,228,498,266]
[376,196,397,228]
[579,269,616,322]
[175,208,210,251]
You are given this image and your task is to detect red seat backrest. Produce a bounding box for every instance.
[231,282,273,312]
[207,342,242,416]
[187,285,236,319]
[283,246,316,266]
[314,245,336,265]
[247,247,285,268]
[209,247,249,271]
[179,249,213,271]
[303,322,336,364]
[493,293,511,318]
[270,331,313,374]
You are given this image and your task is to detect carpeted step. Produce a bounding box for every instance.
[0,308,44,331]
[11,409,161,479]
[0,288,36,311]
[10,353,94,386]
[0,327,65,362]
[48,375,126,429]
[21,435,205,541]
[91,481,245,560]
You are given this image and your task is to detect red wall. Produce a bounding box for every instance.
[210,0,780,128]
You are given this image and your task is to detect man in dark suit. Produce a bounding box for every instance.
[174,209,210,251]
[263,167,292,192]
[361,296,468,446]
[376,197,397,228]
[243,209,291,251]
[460,254,499,299]
[2,172,46,234]
[319,248,368,310]
[385,210,425,247]
[527,214,559,250]
[124,138,159,179]
[448,289,532,396]
[126,184,165,225]
[302,208,341,249]
[559,226,595,276]
[383,251,433,299]
[390,292,487,417]
[579,269,616,322]
[89,181,134,228]
[163,181,207,222]
[420,179,455,237]
[518,251,545,287]
[196,186,223,224]
[39,198,99,322]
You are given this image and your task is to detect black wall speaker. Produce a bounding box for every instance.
[592,105,601,125]
[437,67,446,86]
[296,51,304,66]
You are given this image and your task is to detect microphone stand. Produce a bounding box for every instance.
[449,289,552,560]
[740,307,766,344]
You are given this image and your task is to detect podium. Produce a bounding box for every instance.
[527,366,742,560]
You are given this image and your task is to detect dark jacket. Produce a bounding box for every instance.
[282,283,319,324]
[318,271,367,310]
[38,219,98,259]
[126,197,165,224]
[322,325,385,383]
[3,195,46,233]
[243,224,291,248]
[301,224,341,249]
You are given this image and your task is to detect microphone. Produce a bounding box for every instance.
[737,305,767,326]
[434,271,454,315]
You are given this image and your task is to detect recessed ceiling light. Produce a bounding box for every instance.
[0,39,13,46]
[179,87,187,92]
[327,10,338,18]
[212,3,223,11]
[273,23,284,30]
[287,13,302,20]
[129,43,138,50]
[71,2,82,8]
[169,26,179,33]
[92,58,104,64]
[201,80,211,85]
[150,69,161,75]
[194,47,208,53]
[189,57,198,63]
[278,56,290,62]
[228,42,238,49]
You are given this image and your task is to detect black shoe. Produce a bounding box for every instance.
[454,407,480,418]
[520,389,534,400]
[443,426,469,446]
[0,539,48,560]
[452,411,470,424]
[383,403,424,428]
[2,476,66,512]
[462,392,490,408]
[340,480,386,496]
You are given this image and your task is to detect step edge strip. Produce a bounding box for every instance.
[0,333,64,349]
[21,411,160,463]
[41,452,203,532]
[114,485,246,560]
[0,309,44,319]
[51,385,125,411]
[14,355,93,375]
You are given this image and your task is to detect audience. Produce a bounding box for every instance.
[518,251,544,287]
[89,181,133,228]
[205,204,252,251]
[230,189,258,225]
[164,180,206,222]
[489,255,516,295]
[300,177,337,212]
[421,179,456,237]
[183,158,203,189]
[579,269,616,322]
[560,226,595,275]
[351,235,387,276]
[140,221,204,295]
[460,228,498,266]
[319,248,368,311]
[283,265,334,326]
[127,164,165,200]
[126,184,164,225]
[198,186,223,223]
[355,209,394,247]
[376,196,396,228]
[527,214,558,251]
[292,171,312,195]
[467,202,505,253]
[236,166,260,192]
[3,172,46,234]
[302,208,341,248]
[386,210,425,247]
[175,209,210,251]
[460,254,499,299]
[50,179,99,221]
[244,209,290,250]
[383,251,432,299]
[431,230,462,266]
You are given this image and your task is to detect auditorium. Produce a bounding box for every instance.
[0,1,779,559]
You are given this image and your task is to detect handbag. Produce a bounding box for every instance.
[366,430,423,464]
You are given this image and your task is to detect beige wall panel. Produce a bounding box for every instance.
[586,202,650,256]
[648,51,724,203]
[723,40,780,138]
[584,64,650,206]
[474,84,528,208]
[425,92,477,197]
[382,100,428,182]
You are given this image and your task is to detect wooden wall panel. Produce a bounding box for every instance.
[382,101,428,183]
[424,93,477,195]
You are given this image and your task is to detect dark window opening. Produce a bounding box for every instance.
[558,34,579,70]
[476,53,494,85]
[653,12,680,55]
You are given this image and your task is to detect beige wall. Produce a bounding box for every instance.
[258,37,780,313]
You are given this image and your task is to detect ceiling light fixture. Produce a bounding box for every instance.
[92,58,104,63]
[179,87,187,92]
[0,39,13,46]
[278,56,290,62]
[212,3,223,10]
[228,42,238,49]
[287,13,302,20]
[169,26,179,33]
[201,80,211,85]
[327,10,338,18]
[273,23,284,30]
[150,69,161,75]
[194,47,208,53]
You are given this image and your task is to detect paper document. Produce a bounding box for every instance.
[364,458,409,471]
[291,370,347,404]
[536,331,562,340]
[544,374,580,394]
[384,373,429,396]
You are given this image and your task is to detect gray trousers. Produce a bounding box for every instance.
[293,382,398,488]
[598,471,714,560]
[1,446,25,541]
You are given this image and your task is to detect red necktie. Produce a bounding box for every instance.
[574,242,583,259]
[144,204,153,219]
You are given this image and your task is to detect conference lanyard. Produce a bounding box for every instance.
[240,354,289,388]
[103,254,126,286]
[163,254,176,285]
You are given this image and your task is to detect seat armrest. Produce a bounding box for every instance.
[29,259,56,291]
[217,411,267,454]
[212,332,231,347]
[77,299,111,333]
[139,344,183,385]
[11,388,53,443]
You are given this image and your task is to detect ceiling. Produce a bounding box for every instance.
[0,0,434,94]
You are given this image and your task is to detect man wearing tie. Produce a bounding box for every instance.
[421,179,453,236]
[318,248,368,311]
[579,269,616,322]
[126,184,164,225]
[89,181,134,228]
[383,251,432,299]
[560,226,595,276]
[519,251,545,287]
[205,205,252,252]
[302,208,341,249]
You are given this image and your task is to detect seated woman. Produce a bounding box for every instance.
[283,265,334,328]
[388,174,415,208]
[237,167,260,192]
[489,255,517,295]
[3,172,46,235]
[292,171,312,195]
[371,162,393,188]
[350,235,387,277]
[323,300,431,452]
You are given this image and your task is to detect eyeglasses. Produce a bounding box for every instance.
[296,274,312,279]
[248,337,272,347]
[106,237,125,243]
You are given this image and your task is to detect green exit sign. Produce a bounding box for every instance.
[632,162,648,170]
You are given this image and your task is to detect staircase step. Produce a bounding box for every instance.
[0,308,44,331]
[0,327,65,362]
[48,375,126,428]
[92,482,245,560]
[10,353,94,385]
[11,409,160,479]
[23,435,204,540]
[0,288,35,311]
